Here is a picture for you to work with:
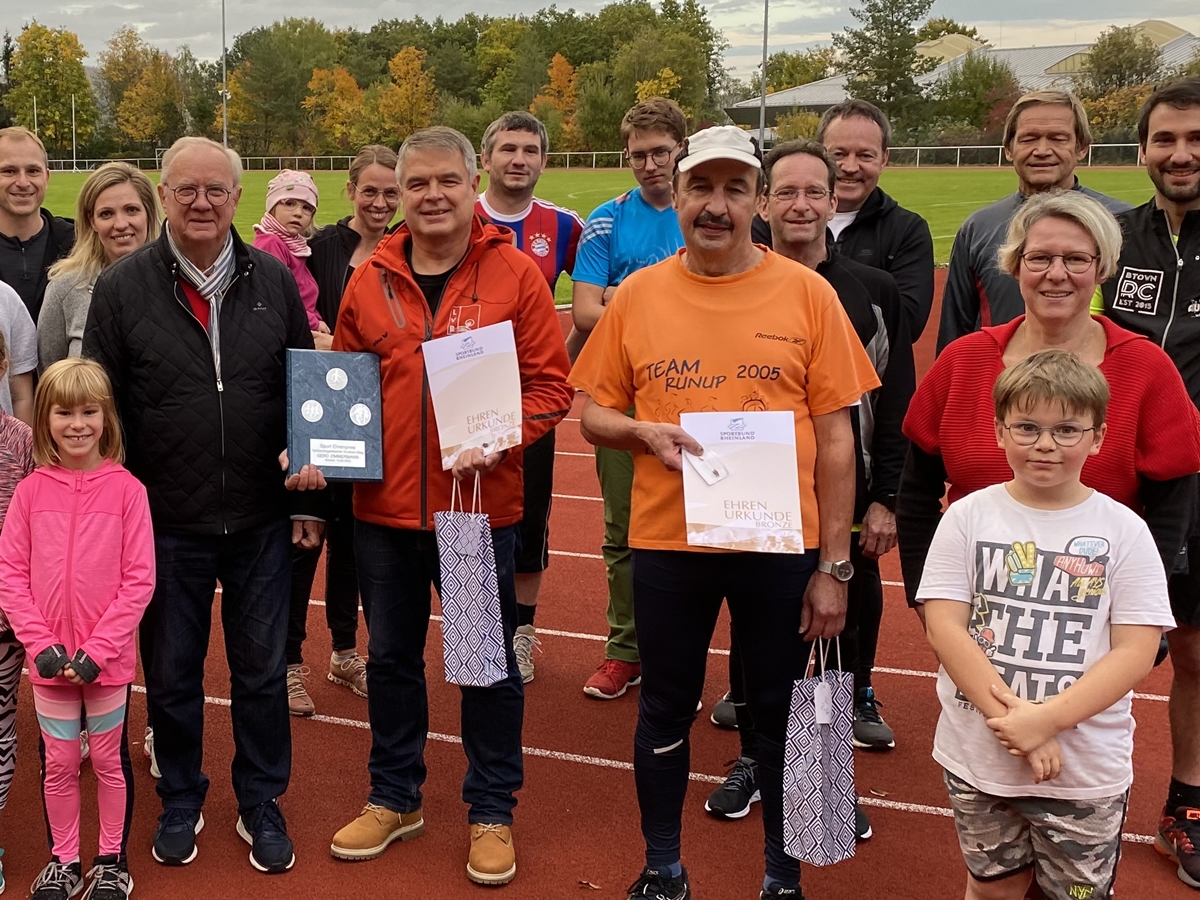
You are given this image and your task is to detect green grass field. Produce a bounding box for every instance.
[40,165,1155,272]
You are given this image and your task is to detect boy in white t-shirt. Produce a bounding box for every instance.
[918,349,1174,900]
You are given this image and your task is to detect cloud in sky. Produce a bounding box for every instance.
[11,1,1200,79]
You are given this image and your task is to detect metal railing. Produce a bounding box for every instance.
[45,144,1143,172]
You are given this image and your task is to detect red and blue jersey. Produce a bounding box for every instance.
[476,195,584,290]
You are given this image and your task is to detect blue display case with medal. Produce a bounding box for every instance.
[286,349,383,481]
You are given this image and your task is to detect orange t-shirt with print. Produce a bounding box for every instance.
[570,248,880,552]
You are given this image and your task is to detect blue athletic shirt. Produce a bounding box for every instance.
[572,188,685,288]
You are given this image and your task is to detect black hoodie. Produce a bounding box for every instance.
[0,209,75,320]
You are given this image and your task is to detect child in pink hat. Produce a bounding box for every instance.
[253,170,324,334]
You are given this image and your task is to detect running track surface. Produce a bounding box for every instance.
[1,272,1194,899]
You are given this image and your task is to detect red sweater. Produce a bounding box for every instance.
[904,316,1200,510]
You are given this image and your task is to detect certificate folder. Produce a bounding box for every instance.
[286,349,383,482]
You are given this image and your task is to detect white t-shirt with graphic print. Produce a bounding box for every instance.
[916,483,1174,799]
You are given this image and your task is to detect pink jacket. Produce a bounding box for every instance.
[0,460,155,686]
[253,232,323,330]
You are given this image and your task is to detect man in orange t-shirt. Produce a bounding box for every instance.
[570,125,879,900]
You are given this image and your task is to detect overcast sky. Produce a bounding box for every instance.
[10,1,1200,79]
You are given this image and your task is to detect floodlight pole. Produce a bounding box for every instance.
[221,0,228,147]
[32,96,37,135]
[71,94,77,171]
[758,0,769,147]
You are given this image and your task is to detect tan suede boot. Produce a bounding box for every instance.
[467,823,516,885]
[330,804,424,860]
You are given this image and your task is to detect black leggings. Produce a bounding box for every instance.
[632,548,817,887]
[731,541,880,759]
[286,484,362,665]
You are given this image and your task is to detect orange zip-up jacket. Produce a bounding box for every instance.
[332,216,574,530]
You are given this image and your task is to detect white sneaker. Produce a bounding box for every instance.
[80,730,90,762]
[513,625,539,684]
[145,726,161,779]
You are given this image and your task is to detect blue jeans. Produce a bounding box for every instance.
[142,520,292,815]
[632,548,818,887]
[355,520,524,824]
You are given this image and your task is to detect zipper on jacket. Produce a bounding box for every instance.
[420,306,433,528]
[1159,208,1184,352]
[173,270,237,534]
[64,470,83,653]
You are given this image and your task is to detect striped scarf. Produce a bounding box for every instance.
[253,213,312,258]
[166,225,236,310]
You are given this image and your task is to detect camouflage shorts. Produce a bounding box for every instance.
[943,769,1127,900]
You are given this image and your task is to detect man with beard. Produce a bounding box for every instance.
[1096,77,1200,891]
[477,111,582,684]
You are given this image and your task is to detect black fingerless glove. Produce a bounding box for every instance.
[35,644,70,678]
[71,649,101,683]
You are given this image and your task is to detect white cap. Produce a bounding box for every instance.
[677,126,762,173]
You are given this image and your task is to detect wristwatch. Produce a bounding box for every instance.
[817,558,855,582]
[878,493,897,512]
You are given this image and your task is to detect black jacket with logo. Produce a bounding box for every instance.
[83,229,316,535]
[1101,200,1200,409]
[307,217,365,328]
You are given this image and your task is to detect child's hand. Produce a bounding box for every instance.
[60,664,85,686]
[1025,737,1063,783]
[984,684,1058,755]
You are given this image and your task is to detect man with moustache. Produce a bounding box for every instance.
[477,111,583,683]
[1096,77,1200,890]
[937,91,1130,351]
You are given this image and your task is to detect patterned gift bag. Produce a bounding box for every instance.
[433,475,508,687]
[783,638,856,866]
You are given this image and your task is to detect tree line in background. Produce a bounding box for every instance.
[1,0,1199,159]
[0,0,725,157]
[753,0,1200,147]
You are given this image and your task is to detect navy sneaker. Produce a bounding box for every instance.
[626,865,691,900]
[237,799,296,873]
[760,885,803,898]
[152,807,204,865]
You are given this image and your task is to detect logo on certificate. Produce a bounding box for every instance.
[454,335,485,361]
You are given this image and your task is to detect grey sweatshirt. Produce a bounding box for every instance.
[936,182,1131,352]
[37,273,94,371]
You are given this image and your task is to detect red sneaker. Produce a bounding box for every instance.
[583,659,642,700]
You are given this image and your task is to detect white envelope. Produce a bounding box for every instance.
[423,321,523,469]
[680,410,804,553]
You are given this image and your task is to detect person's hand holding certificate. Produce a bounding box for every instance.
[423,321,523,470]
[680,410,804,553]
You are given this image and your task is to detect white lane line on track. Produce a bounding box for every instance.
[555,451,594,457]
[553,493,603,502]
[118,683,1157,845]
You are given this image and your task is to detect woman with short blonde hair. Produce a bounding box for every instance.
[897,190,1200,616]
[38,163,160,368]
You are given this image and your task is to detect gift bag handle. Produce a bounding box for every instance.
[449,473,483,515]
[803,637,844,678]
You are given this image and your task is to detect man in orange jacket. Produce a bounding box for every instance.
[318,126,573,885]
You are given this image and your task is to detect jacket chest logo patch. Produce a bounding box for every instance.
[253,300,267,311]
[1113,267,1164,315]
[448,304,482,334]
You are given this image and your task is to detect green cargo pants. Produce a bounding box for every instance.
[595,444,638,663]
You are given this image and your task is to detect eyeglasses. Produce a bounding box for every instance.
[768,187,832,203]
[1001,421,1097,447]
[1020,252,1098,274]
[626,143,680,170]
[168,185,232,207]
[354,186,400,203]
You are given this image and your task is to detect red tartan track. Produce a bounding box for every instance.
[0,270,1195,899]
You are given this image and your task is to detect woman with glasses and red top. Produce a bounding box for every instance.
[897,191,1200,613]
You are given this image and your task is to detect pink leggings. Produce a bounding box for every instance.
[32,683,133,862]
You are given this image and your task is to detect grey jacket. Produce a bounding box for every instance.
[38,273,94,372]
[936,181,1131,352]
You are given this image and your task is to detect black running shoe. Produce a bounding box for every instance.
[1158,805,1200,888]
[29,858,82,900]
[85,854,132,900]
[626,866,691,900]
[705,757,760,819]
[152,807,204,865]
[760,885,804,898]
[237,799,296,873]
[853,687,895,750]
[855,801,873,841]
[710,691,739,729]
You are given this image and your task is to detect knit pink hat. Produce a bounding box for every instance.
[265,169,319,213]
